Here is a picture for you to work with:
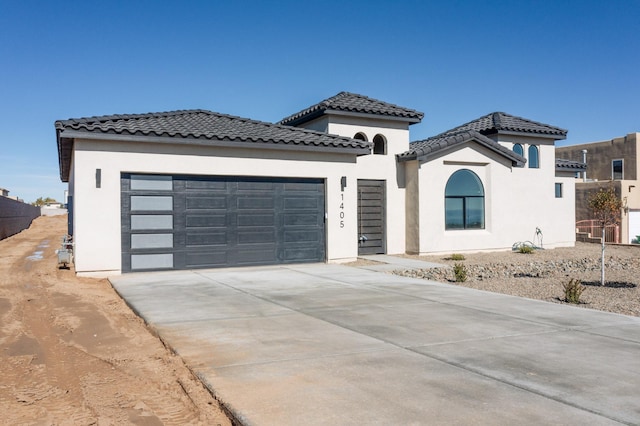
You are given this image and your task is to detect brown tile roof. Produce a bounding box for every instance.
[56,109,372,182]
[278,92,424,126]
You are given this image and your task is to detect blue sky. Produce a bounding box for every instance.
[1,0,638,203]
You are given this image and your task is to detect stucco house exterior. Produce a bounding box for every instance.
[56,92,579,275]
[557,132,640,244]
[395,113,582,255]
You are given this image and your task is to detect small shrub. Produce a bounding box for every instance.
[563,279,585,304]
[518,245,535,254]
[448,253,465,261]
[453,263,467,282]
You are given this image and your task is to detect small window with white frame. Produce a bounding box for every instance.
[612,159,623,180]
[555,182,563,198]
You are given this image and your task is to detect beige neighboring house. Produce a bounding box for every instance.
[557,132,640,244]
[0,187,21,201]
[56,92,581,275]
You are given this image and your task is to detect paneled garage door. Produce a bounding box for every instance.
[121,174,325,272]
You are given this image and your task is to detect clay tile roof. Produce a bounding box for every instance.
[556,158,587,171]
[439,112,567,138]
[56,109,371,182]
[278,92,424,126]
[397,130,526,166]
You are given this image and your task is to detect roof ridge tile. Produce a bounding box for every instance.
[433,111,567,138]
[278,91,424,126]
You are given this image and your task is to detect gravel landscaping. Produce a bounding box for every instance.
[395,242,640,317]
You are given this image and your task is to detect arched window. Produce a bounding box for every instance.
[528,145,539,168]
[373,134,386,155]
[513,143,524,157]
[445,170,485,230]
[354,132,367,141]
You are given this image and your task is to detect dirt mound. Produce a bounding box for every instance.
[0,216,231,425]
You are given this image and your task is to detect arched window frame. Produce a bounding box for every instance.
[513,143,524,157]
[353,132,368,141]
[373,134,387,155]
[445,169,485,230]
[528,145,539,168]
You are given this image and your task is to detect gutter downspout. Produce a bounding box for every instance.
[581,149,588,182]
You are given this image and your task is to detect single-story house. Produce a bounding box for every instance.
[56,92,580,275]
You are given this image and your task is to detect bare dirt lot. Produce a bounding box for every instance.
[0,216,232,425]
[399,242,640,317]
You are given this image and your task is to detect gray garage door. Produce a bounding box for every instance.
[121,174,326,272]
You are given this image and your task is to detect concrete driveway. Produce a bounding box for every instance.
[110,263,640,425]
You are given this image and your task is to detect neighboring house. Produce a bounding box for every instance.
[0,187,21,201]
[56,92,579,275]
[41,202,67,216]
[556,132,640,244]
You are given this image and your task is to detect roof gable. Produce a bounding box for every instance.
[439,112,567,139]
[56,109,372,182]
[556,158,586,171]
[398,130,526,166]
[278,92,424,126]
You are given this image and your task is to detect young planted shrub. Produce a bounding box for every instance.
[453,263,467,282]
[563,279,585,304]
[448,253,465,261]
[518,245,535,254]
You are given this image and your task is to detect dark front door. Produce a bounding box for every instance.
[357,179,385,255]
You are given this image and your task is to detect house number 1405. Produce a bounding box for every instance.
[339,193,345,228]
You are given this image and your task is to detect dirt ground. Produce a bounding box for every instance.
[400,242,640,317]
[0,216,232,425]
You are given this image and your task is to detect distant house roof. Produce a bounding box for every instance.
[56,109,372,182]
[556,158,587,171]
[397,130,526,167]
[438,112,567,139]
[278,92,424,126]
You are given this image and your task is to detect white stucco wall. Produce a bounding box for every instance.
[413,138,575,255]
[554,170,578,245]
[70,139,361,274]
[327,116,411,255]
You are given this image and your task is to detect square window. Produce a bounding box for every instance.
[555,183,563,198]
[612,159,623,180]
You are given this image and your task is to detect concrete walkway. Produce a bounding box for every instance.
[110,263,640,425]
[357,254,445,271]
